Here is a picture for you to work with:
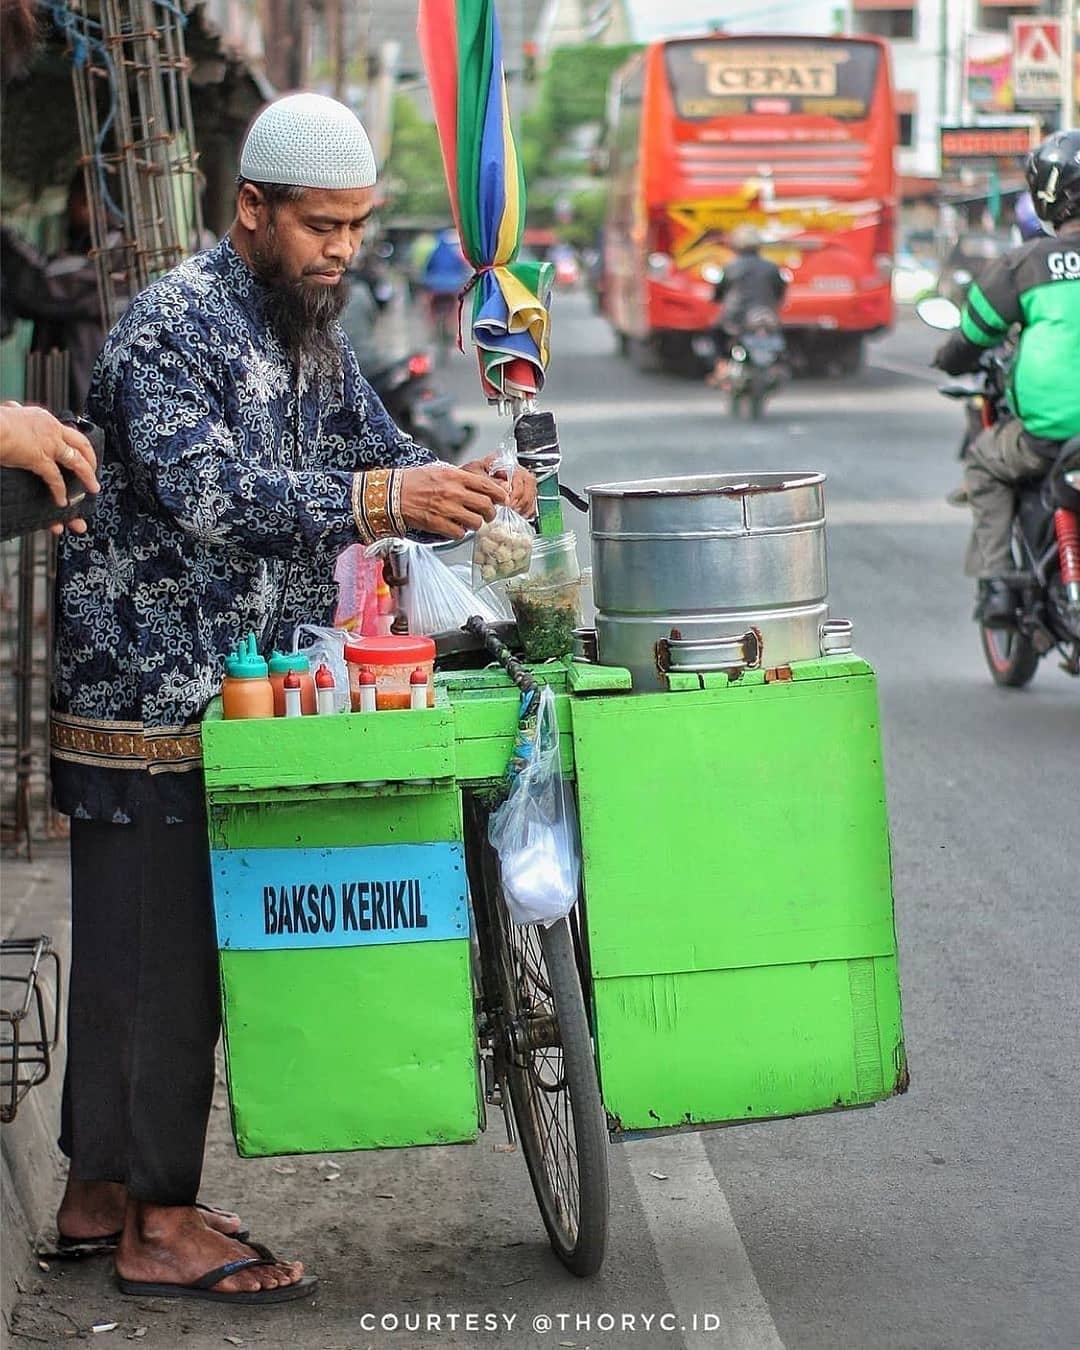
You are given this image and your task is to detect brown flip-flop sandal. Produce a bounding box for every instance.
[118,1259,317,1304]
[118,1242,316,1304]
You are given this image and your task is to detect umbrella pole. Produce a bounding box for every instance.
[512,406,565,538]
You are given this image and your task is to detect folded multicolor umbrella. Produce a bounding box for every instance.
[418,0,554,401]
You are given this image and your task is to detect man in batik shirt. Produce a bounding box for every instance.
[50,93,534,1305]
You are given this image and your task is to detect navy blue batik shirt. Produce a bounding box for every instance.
[51,235,435,823]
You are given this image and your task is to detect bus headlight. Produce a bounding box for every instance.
[647,251,673,277]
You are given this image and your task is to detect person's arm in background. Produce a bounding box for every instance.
[0,403,99,535]
[934,252,1022,375]
[1,225,100,325]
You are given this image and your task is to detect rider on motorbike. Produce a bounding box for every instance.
[933,130,1080,627]
[709,224,788,386]
[418,229,471,351]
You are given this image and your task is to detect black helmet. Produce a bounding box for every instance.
[1025,130,1080,226]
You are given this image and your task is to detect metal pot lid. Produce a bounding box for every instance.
[585,471,825,499]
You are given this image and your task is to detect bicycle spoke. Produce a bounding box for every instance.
[463,791,608,1275]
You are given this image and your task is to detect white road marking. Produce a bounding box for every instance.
[867,354,947,383]
[625,1133,786,1350]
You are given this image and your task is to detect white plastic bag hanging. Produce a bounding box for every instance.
[366,539,502,636]
[471,439,533,587]
[487,686,580,927]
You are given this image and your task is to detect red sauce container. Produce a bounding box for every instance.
[344,635,436,711]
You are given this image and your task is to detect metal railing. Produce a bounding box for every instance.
[64,0,204,327]
[0,937,61,1125]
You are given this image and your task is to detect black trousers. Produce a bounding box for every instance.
[59,782,220,1205]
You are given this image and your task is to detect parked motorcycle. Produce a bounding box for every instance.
[918,295,1080,686]
[341,272,474,463]
[370,349,475,464]
[725,307,787,421]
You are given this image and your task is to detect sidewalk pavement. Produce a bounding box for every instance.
[1,840,71,1338]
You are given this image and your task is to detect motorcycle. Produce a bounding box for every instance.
[341,272,474,463]
[722,306,787,421]
[369,349,475,464]
[918,295,1080,686]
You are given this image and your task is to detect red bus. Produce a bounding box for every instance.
[601,33,897,375]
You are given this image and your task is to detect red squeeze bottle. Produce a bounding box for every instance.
[283,668,303,718]
[409,666,428,710]
[357,667,377,713]
[315,662,337,716]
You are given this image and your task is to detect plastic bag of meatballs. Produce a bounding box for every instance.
[471,442,534,588]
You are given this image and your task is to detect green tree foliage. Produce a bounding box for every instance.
[384,94,452,221]
[543,43,640,141]
[564,187,608,250]
[520,43,640,179]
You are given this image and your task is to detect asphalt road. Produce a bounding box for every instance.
[25,294,1078,1350]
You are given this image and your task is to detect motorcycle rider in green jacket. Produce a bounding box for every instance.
[934,130,1080,627]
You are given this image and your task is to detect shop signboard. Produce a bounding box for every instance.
[1011,18,1062,107]
[965,31,1013,114]
[939,122,1038,167]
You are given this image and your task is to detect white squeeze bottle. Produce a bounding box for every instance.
[283,668,303,718]
[315,662,337,715]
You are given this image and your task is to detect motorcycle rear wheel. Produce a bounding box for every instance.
[980,625,1040,687]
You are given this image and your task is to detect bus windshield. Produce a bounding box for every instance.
[665,38,881,123]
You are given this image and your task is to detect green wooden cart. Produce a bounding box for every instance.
[202,617,906,1279]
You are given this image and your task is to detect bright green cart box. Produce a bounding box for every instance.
[569,658,907,1136]
[202,701,480,1158]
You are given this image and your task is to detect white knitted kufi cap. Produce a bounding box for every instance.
[240,93,377,190]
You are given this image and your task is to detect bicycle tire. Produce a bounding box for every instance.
[503,917,610,1276]
[464,794,609,1276]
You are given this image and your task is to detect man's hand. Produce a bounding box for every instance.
[932,333,981,378]
[399,462,509,539]
[459,453,538,520]
[0,403,100,534]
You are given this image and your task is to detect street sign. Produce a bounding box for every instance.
[939,123,1037,163]
[1011,18,1063,107]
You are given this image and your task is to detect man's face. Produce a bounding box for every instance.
[242,185,376,289]
[237,184,376,374]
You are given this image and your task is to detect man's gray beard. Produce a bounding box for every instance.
[252,240,347,382]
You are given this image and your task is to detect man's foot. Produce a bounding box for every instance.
[115,1203,309,1300]
[975,577,1016,628]
[58,1179,245,1244]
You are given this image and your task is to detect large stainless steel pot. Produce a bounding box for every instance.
[586,471,828,690]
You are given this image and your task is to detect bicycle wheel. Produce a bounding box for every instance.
[464,795,609,1276]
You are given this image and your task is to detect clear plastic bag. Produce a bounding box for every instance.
[333,544,382,632]
[367,538,502,637]
[471,440,533,586]
[487,686,580,927]
[292,624,350,712]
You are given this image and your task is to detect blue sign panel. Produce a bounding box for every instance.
[211,842,469,952]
